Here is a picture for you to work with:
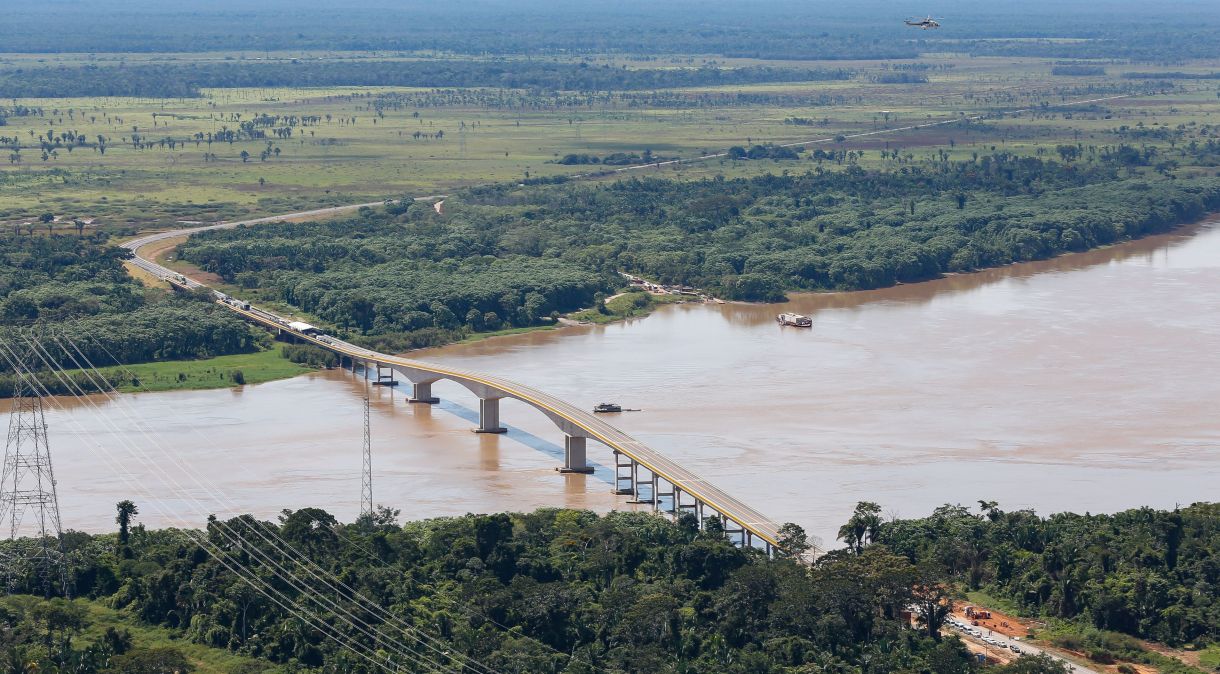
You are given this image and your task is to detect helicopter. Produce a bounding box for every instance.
[904,16,941,29]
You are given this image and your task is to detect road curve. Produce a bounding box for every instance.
[122,205,792,552]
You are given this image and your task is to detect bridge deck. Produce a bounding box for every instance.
[124,218,787,550]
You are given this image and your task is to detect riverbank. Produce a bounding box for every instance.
[73,346,312,395]
[565,291,701,325]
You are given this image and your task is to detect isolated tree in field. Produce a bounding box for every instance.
[838,501,882,555]
[240,150,250,162]
[73,218,84,237]
[116,500,138,557]
[39,212,54,224]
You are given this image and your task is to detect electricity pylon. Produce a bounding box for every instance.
[360,396,372,518]
[0,344,70,597]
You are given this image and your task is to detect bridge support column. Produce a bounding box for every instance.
[408,381,439,404]
[613,452,634,495]
[655,479,674,513]
[473,397,507,433]
[557,435,594,474]
[628,464,654,504]
[373,365,398,387]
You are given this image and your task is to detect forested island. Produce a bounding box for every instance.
[1,502,1215,673]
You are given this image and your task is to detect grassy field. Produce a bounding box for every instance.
[567,291,696,324]
[1199,646,1220,669]
[81,346,314,394]
[1,594,273,674]
[6,52,1219,229]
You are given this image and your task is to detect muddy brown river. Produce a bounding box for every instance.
[9,219,1220,546]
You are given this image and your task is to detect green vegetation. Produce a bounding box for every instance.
[568,290,694,324]
[1199,645,1220,669]
[177,214,610,349]
[85,346,312,394]
[280,343,338,369]
[7,501,1208,673]
[457,324,558,344]
[0,232,267,391]
[1038,624,1209,673]
[4,0,1220,60]
[875,501,1220,649]
[0,504,1122,674]
[0,49,1194,231]
[1,595,274,674]
[176,160,1220,349]
[0,61,853,99]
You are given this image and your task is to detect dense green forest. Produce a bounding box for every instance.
[0,233,263,385]
[0,504,1141,674]
[177,153,1220,348]
[877,502,1220,648]
[3,0,1219,61]
[0,62,853,100]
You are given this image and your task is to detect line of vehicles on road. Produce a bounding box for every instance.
[946,618,1023,654]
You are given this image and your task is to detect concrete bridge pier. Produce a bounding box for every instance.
[613,452,634,495]
[655,479,675,513]
[558,435,594,474]
[473,397,507,434]
[374,364,397,387]
[408,380,440,404]
[628,462,655,504]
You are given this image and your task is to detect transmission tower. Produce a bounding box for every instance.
[360,396,372,518]
[1,345,70,598]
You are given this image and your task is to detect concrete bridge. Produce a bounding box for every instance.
[125,222,799,556]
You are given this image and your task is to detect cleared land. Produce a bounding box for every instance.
[5,54,1219,229]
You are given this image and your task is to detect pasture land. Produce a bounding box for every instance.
[5,53,1219,229]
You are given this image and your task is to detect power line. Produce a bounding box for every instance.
[0,331,70,598]
[38,336,468,674]
[0,337,437,674]
[32,334,493,674]
[73,334,580,671]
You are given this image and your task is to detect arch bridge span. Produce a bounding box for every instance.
[124,223,795,556]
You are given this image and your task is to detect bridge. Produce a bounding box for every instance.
[124,211,800,556]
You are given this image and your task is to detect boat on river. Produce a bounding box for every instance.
[776,312,812,327]
[593,402,623,413]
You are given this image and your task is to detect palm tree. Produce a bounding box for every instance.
[838,501,883,555]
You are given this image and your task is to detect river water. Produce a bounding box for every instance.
[9,219,1220,546]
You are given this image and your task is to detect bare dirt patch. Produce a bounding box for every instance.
[136,232,226,286]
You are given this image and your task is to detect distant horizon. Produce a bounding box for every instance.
[4,0,1219,56]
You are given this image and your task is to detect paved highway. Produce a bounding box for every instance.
[946,620,1100,673]
[122,206,794,553]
